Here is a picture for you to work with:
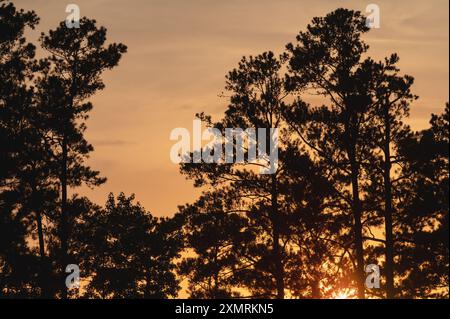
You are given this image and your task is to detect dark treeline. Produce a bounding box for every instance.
[0,1,448,299]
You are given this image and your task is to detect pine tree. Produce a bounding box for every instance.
[38,18,127,297]
[285,9,378,298]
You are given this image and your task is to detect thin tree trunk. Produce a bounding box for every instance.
[37,211,46,261]
[60,135,68,299]
[212,248,220,299]
[213,271,220,299]
[383,109,395,299]
[36,210,49,298]
[311,279,321,299]
[349,151,365,299]
[271,175,284,299]
[60,69,78,299]
[31,179,49,298]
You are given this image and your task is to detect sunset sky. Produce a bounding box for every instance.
[16,0,449,217]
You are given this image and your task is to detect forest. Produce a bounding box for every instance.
[0,0,448,299]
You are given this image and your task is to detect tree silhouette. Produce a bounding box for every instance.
[70,193,182,298]
[0,1,448,299]
[361,55,417,298]
[0,0,45,297]
[180,52,292,298]
[38,18,127,297]
[179,52,349,298]
[394,104,449,298]
[179,191,253,298]
[284,9,383,298]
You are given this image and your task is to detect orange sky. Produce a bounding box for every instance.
[16,0,449,217]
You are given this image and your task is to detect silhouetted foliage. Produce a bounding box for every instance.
[0,0,45,297]
[394,104,449,298]
[0,1,448,299]
[284,9,379,298]
[69,193,182,298]
[179,51,351,299]
[37,17,126,297]
[179,191,253,298]
[178,9,448,299]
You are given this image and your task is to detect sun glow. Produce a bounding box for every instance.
[333,289,355,299]
[334,292,349,299]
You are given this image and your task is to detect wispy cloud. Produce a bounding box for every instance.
[15,0,449,216]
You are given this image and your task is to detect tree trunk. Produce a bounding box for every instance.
[383,109,395,299]
[31,179,50,298]
[60,135,68,299]
[36,210,49,298]
[349,150,365,299]
[311,279,321,299]
[37,211,46,262]
[271,175,284,299]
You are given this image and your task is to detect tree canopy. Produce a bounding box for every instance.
[0,1,448,299]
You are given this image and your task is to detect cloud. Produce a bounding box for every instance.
[92,139,133,146]
[15,0,449,216]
